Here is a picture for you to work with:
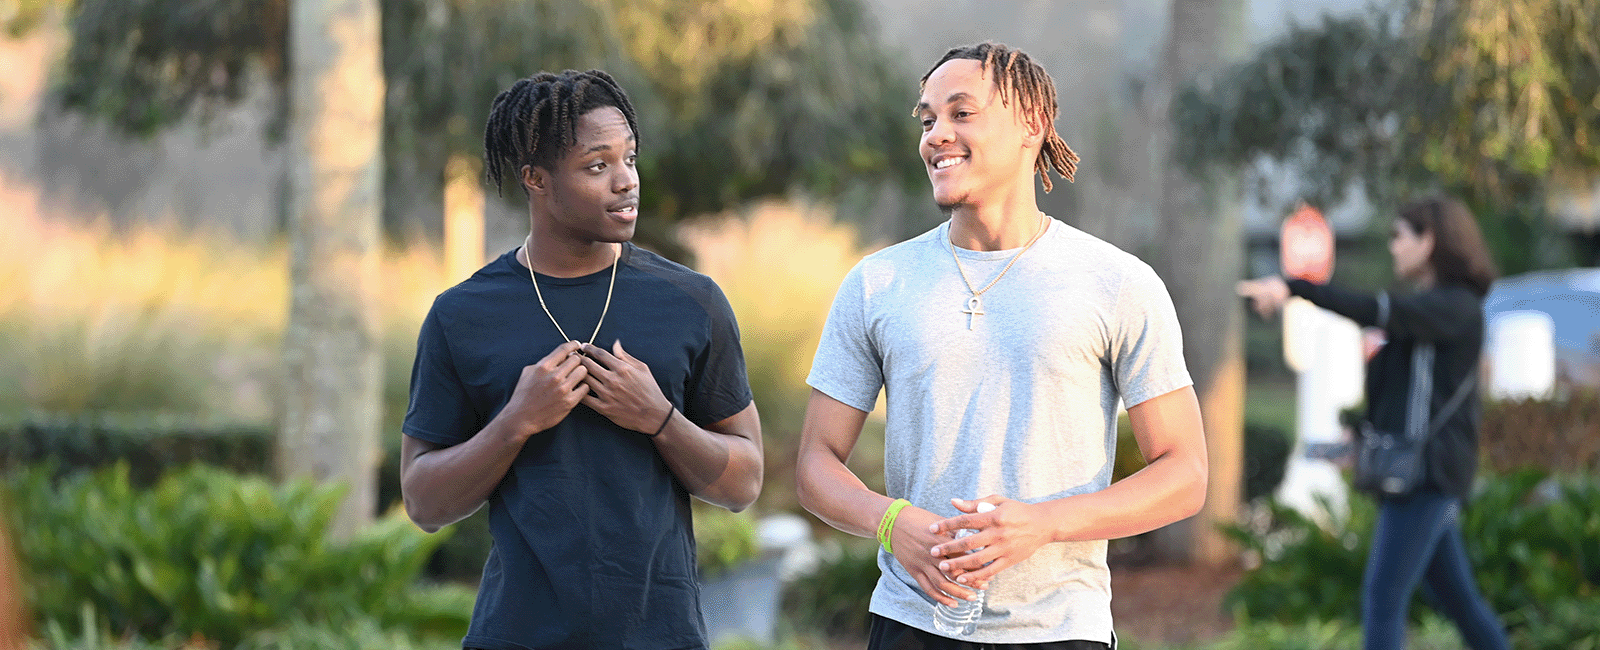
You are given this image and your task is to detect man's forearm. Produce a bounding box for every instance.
[1039,450,1208,543]
[795,446,891,539]
[652,405,763,512]
[401,419,524,533]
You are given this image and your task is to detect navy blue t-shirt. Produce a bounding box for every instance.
[402,243,753,650]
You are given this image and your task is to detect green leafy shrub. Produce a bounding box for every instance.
[694,503,762,579]
[782,539,879,639]
[1152,616,1461,650]
[1223,471,1600,649]
[0,414,271,483]
[1242,422,1291,503]
[3,463,468,648]
[1223,496,1373,624]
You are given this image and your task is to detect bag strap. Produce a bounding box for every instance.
[1405,341,1478,441]
[1405,344,1435,442]
[1428,368,1478,437]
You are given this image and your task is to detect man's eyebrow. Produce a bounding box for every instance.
[915,92,976,112]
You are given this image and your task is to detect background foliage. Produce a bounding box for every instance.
[1174,0,1600,272]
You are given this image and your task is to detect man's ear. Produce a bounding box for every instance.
[1022,113,1047,148]
[520,164,548,195]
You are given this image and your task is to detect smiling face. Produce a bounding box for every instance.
[916,58,1040,211]
[524,106,640,245]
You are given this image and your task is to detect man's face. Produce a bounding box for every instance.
[916,59,1035,211]
[533,106,640,244]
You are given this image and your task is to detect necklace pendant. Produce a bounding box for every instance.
[961,295,986,330]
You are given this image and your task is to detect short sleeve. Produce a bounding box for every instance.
[1111,263,1194,407]
[805,264,884,413]
[682,282,754,426]
[402,306,479,446]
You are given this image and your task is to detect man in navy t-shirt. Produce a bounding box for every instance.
[399,69,763,650]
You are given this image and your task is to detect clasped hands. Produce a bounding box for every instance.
[507,340,671,438]
[891,496,1053,608]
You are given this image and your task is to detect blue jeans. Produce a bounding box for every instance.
[1362,490,1509,650]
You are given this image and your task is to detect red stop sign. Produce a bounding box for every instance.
[1281,203,1333,284]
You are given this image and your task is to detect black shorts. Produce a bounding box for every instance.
[867,614,1114,650]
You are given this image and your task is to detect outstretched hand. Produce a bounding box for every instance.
[1236,276,1291,319]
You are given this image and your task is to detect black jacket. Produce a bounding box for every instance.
[1287,279,1484,500]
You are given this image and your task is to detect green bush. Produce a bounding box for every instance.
[0,414,271,483]
[694,503,762,579]
[782,539,880,639]
[1242,422,1291,503]
[1141,616,1462,650]
[1222,496,1373,624]
[28,604,470,650]
[3,463,469,648]
[1223,470,1600,649]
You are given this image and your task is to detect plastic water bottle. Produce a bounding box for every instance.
[931,501,995,636]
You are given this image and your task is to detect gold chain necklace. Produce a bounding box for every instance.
[522,235,619,345]
[948,212,1047,330]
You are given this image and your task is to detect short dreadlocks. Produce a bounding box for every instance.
[919,42,1080,192]
[484,69,640,196]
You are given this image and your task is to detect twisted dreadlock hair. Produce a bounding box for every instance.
[484,69,640,197]
[919,42,1080,192]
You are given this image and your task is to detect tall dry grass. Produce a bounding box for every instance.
[0,179,447,421]
[681,201,887,510]
[2,186,888,510]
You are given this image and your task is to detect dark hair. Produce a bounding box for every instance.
[483,69,640,196]
[1397,195,1498,296]
[919,42,1080,192]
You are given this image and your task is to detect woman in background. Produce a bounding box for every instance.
[1237,195,1510,650]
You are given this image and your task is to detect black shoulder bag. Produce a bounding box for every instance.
[1354,342,1477,497]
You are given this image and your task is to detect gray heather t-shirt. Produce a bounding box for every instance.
[806,217,1192,644]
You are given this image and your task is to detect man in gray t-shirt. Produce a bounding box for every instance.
[797,42,1208,649]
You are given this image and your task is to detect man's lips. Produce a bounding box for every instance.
[930,153,967,170]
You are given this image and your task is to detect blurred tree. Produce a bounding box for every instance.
[1149,0,1248,566]
[50,0,922,255]
[0,0,59,38]
[276,0,384,540]
[1173,0,1600,273]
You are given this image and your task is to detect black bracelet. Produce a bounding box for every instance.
[648,407,675,437]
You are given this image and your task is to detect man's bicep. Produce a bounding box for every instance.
[799,389,871,462]
[1124,385,1205,463]
[704,402,761,447]
[405,309,479,446]
[400,433,445,478]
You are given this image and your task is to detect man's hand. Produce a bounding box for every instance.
[578,341,673,434]
[1236,276,1291,319]
[887,505,974,607]
[927,496,1054,589]
[498,340,589,438]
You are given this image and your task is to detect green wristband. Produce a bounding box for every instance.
[877,498,910,554]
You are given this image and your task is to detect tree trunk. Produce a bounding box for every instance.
[279,0,385,541]
[1147,0,1248,565]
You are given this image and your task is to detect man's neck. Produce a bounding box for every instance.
[947,191,1044,251]
[521,223,619,278]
